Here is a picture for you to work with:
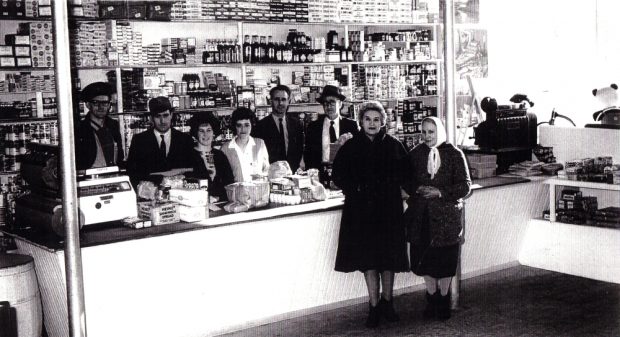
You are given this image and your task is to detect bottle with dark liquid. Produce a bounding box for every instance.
[267,36,275,63]
[243,35,251,63]
[259,36,267,63]
[251,35,259,64]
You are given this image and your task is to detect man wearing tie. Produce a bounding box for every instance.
[304,85,358,170]
[252,85,304,172]
[126,96,194,186]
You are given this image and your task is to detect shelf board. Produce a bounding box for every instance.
[544,178,620,191]
[0,91,55,95]
[0,117,57,124]
[77,63,242,70]
[256,102,321,108]
[245,61,349,66]
[349,96,437,103]
[68,18,437,27]
[352,59,439,65]
[0,17,51,21]
[114,107,235,116]
[0,67,54,71]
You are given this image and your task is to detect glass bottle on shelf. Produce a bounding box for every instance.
[251,35,259,64]
[267,36,275,63]
[283,42,293,63]
[275,42,283,63]
[243,35,251,63]
[259,36,267,63]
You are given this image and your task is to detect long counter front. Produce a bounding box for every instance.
[6,176,549,337]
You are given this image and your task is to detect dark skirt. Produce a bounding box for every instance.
[410,243,459,278]
[410,206,459,278]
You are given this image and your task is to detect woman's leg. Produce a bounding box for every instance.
[379,271,399,322]
[438,277,452,296]
[437,277,453,320]
[423,276,438,319]
[363,270,381,328]
[423,276,437,294]
[364,270,380,306]
[380,271,394,300]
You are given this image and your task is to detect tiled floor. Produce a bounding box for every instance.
[220,266,620,337]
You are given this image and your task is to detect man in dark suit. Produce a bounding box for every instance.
[252,85,304,172]
[126,96,195,186]
[75,82,124,171]
[304,85,358,170]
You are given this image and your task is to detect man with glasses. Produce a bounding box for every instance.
[75,81,124,170]
[252,85,304,172]
[126,96,194,187]
[303,85,358,170]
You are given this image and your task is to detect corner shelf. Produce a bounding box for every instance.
[543,178,620,222]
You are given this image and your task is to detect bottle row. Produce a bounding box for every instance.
[0,96,58,119]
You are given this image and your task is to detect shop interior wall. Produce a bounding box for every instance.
[473,0,610,128]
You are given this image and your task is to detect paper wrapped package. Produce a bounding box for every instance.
[225,181,270,209]
[268,160,292,180]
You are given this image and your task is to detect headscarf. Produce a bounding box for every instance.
[422,117,447,179]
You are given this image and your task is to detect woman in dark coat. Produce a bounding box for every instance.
[332,101,409,328]
[403,116,471,321]
[187,112,234,201]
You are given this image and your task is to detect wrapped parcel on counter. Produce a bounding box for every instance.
[224,181,269,209]
[169,188,209,207]
[138,201,180,226]
[178,204,208,222]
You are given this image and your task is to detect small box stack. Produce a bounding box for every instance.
[466,153,497,178]
[15,22,54,68]
[72,21,109,67]
[388,0,413,23]
[338,0,353,23]
[554,189,598,225]
[113,21,145,66]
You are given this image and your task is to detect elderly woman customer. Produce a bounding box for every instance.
[331,101,409,328]
[221,107,270,182]
[403,116,471,321]
[187,112,234,201]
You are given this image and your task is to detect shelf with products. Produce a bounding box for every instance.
[544,178,620,227]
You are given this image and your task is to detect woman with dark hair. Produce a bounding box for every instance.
[331,101,409,328]
[220,107,269,182]
[187,112,234,201]
[403,117,471,321]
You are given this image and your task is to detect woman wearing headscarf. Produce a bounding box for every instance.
[403,117,471,321]
[332,101,409,328]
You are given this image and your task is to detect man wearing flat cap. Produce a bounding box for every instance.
[303,85,358,170]
[126,96,194,186]
[75,81,124,170]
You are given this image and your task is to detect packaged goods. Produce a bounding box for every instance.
[225,181,270,208]
[268,160,292,179]
[122,216,152,229]
[138,201,179,226]
[178,204,208,222]
[169,188,208,207]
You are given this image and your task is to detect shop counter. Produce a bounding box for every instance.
[5,177,550,337]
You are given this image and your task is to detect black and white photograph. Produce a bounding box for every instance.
[0,1,618,337]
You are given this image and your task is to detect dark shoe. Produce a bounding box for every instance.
[423,292,437,319]
[437,291,452,321]
[365,302,381,328]
[379,297,400,322]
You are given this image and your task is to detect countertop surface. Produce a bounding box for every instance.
[3,175,544,251]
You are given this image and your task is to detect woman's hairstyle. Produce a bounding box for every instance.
[230,107,257,135]
[357,100,387,126]
[188,112,221,139]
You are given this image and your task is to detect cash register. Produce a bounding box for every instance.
[468,97,538,173]
[14,143,137,236]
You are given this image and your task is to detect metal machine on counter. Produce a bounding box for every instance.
[469,97,538,173]
[14,143,137,236]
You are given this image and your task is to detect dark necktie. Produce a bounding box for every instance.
[159,134,166,157]
[329,120,337,143]
[279,117,286,156]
